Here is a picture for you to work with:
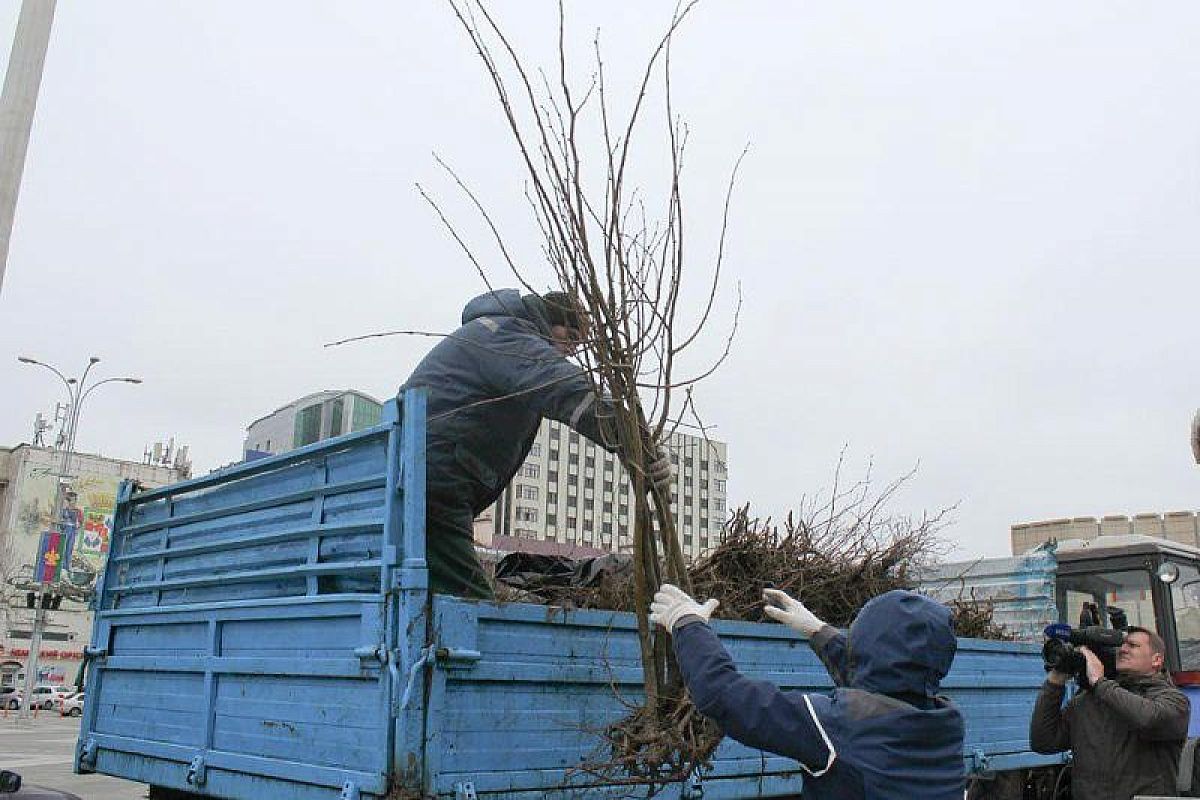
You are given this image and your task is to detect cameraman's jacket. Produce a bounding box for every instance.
[1030,670,1190,800]
[672,590,966,800]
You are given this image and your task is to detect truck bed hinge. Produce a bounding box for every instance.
[340,780,360,800]
[186,754,207,787]
[968,748,990,774]
[454,781,477,800]
[76,737,98,772]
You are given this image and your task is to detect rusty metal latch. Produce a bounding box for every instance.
[454,782,477,800]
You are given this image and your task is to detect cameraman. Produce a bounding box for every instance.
[1030,626,1190,799]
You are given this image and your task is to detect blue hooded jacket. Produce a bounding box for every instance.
[401,289,617,516]
[673,590,965,799]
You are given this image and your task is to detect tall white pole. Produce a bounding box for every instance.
[0,0,56,298]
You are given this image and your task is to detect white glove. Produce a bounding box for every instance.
[650,583,719,632]
[646,444,673,494]
[763,588,825,636]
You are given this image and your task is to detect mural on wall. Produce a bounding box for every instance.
[14,461,119,592]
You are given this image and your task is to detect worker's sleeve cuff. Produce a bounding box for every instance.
[673,614,709,632]
[810,624,839,650]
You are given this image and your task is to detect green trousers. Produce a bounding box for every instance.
[426,501,494,600]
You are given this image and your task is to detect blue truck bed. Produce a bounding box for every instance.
[75,390,1064,799]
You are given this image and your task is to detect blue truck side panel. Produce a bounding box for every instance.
[77,391,1064,799]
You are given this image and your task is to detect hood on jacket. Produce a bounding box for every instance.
[461,289,552,335]
[847,590,957,699]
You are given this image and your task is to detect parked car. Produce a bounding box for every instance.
[59,692,84,717]
[0,686,20,710]
[29,684,73,710]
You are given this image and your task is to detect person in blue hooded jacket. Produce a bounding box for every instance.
[401,288,672,598]
[650,584,966,799]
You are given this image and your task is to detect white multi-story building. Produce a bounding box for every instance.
[242,393,730,561]
[486,420,729,560]
[243,390,384,457]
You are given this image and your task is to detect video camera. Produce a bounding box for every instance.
[1042,623,1127,688]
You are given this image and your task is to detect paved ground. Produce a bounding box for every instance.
[0,712,146,800]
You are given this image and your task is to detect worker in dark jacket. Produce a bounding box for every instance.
[1030,626,1190,800]
[401,288,671,598]
[650,584,966,800]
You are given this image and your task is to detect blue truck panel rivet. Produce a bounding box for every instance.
[454,782,477,800]
[340,781,360,800]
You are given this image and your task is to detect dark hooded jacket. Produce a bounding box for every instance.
[1030,669,1189,800]
[673,590,966,800]
[401,289,616,516]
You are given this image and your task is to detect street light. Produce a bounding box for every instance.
[14,354,141,720]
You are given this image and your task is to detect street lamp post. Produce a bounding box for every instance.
[15,355,140,719]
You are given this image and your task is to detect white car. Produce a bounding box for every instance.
[29,684,73,710]
[59,692,84,717]
[0,686,20,710]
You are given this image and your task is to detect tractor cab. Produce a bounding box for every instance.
[1052,534,1200,688]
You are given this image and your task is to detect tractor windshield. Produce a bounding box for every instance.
[1056,569,1158,634]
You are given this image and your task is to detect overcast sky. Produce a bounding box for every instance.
[1,2,1197,559]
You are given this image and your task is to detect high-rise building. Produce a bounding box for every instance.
[242,393,730,561]
[487,420,729,560]
[243,390,383,457]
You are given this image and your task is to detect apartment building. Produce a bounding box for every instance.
[488,420,729,560]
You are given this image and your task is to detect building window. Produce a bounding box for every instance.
[714,498,725,511]
[684,495,693,507]
[619,504,628,516]
[714,479,726,492]
[684,534,694,546]
[548,470,558,483]
[530,442,542,457]
[603,481,613,493]
[521,463,540,478]
[569,453,579,465]
[568,474,578,486]
[603,501,613,513]
[585,477,594,490]
[516,507,538,523]
[293,404,322,447]
[602,522,612,535]
[517,485,539,500]
[684,456,693,468]
[547,514,557,527]
[547,492,558,506]
[583,519,593,532]
[569,431,580,443]
[585,456,595,468]
[350,397,383,431]
[329,399,345,437]
[670,454,679,465]
[716,460,727,474]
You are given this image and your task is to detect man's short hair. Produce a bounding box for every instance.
[542,291,583,330]
[1126,626,1167,657]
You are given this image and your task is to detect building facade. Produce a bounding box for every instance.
[487,420,729,561]
[243,393,730,561]
[243,390,384,457]
[0,445,186,690]
[1012,511,1200,554]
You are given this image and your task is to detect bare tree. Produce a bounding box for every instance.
[428,0,744,785]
